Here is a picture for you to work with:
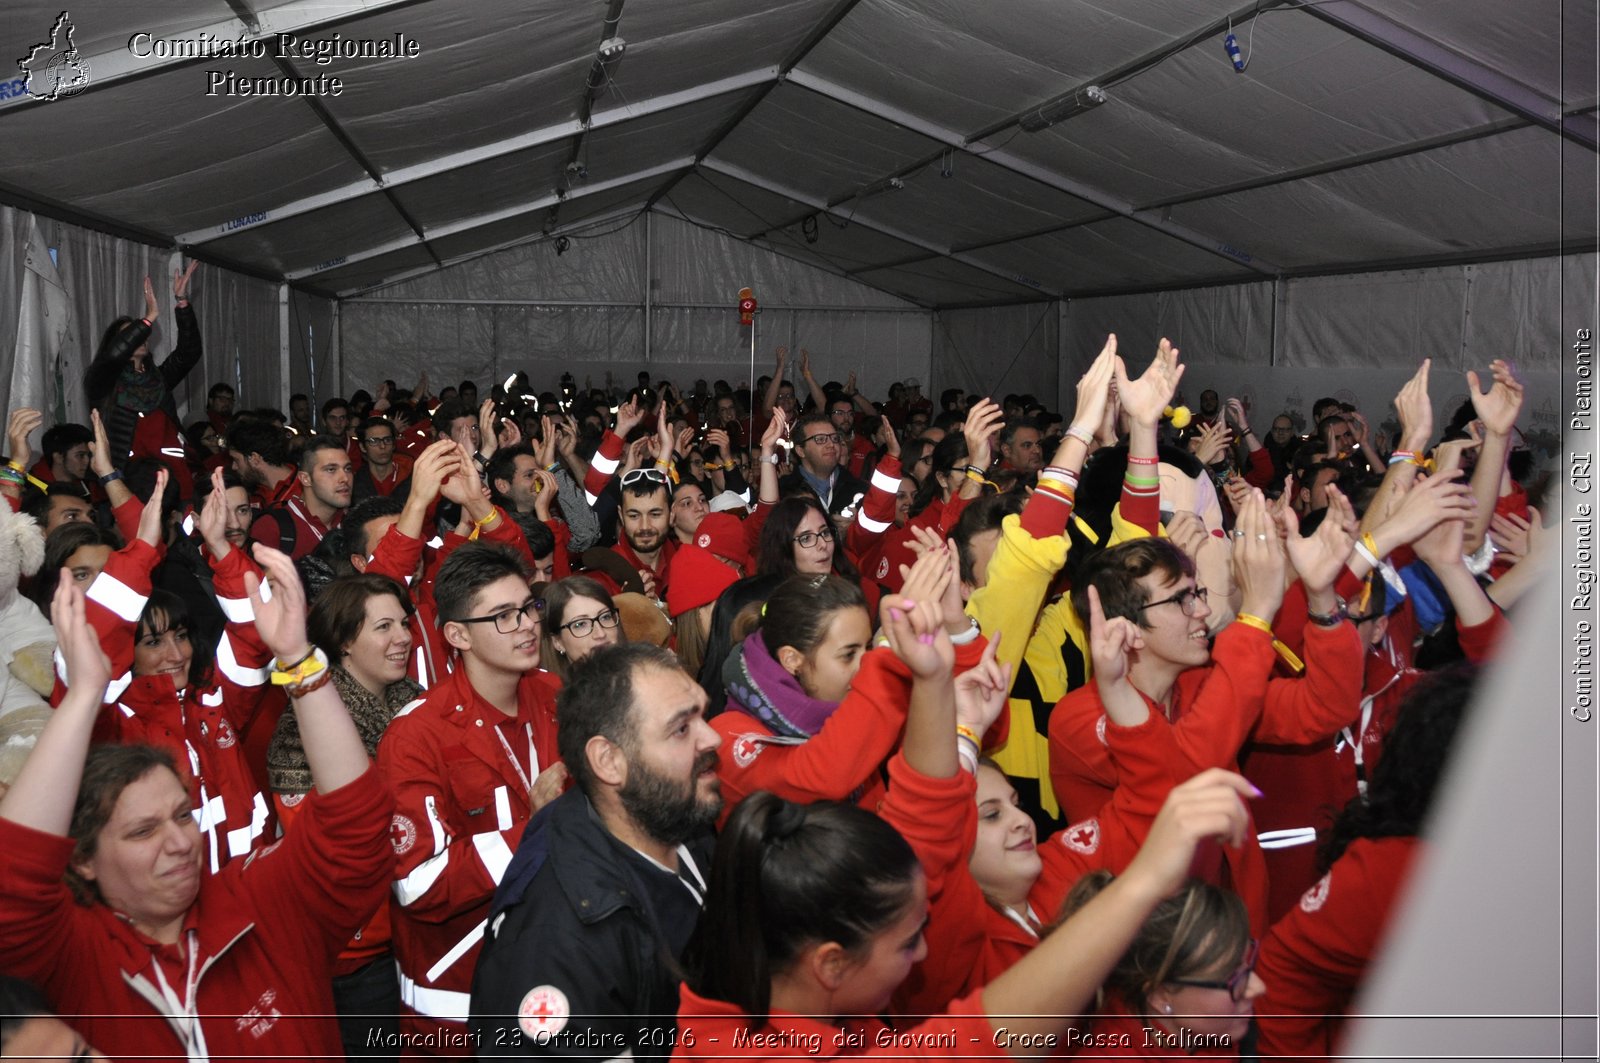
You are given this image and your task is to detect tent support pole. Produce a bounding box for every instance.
[644,211,653,365]
[278,284,291,412]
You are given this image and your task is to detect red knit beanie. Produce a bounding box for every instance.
[666,545,739,618]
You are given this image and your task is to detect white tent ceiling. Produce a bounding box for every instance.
[2,0,1594,307]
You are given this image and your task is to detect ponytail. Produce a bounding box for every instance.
[686,792,919,1026]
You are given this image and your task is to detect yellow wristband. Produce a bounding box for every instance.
[1234,614,1305,673]
[956,724,983,748]
[1360,532,1381,560]
[1234,613,1273,635]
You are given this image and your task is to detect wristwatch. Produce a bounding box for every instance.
[1306,599,1348,627]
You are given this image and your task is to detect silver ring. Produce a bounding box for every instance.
[1230,530,1244,539]
[1256,533,1268,541]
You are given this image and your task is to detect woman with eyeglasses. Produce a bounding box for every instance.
[1061,873,1262,1057]
[538,576,625,681]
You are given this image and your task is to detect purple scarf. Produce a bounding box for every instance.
[722,630,839,739]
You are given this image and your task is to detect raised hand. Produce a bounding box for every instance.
[954,632,1010,736]
[1166,511,1211,567]
[142,275,159,321]
[902,529,967,633]
[1191,420,1233,466]
[196,467,233,557]
[245,543,312,663]
[799,348,812,377]
[1410,489,1468,569]
[1115,338,1185,427]
[874,416,900,458]
[531,469,559,521]
[135,467,169,547]
[774,344,789,368]
[172,260,199,302]
[1375,469,1474,550]
[1281,494,1354,598]
[962,398,1005,469]
[496,415,522,451]
[897,539,955,613]
[53,575,111,697]
[439,441,489,509]
[1224,397,1250,435]
[614,396,645,438]
[476,399,500,459]
[1122,768,1256,898]
[1489,509,1535,563]
[537,415,559,467]
[703,427,730,458]
[5,408,42,470]
[675,426,697,458]
[1230,487,1286,621]
[880,589,954,683]
[1467,359,1524,436]
[1432,431,1481,478]
[407,438,460,507]
[1069,336,1117,440]
[759,407,788,454]
[656,398,676,462]
[1086,585,1144,692]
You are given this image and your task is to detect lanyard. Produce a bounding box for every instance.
[285,498,325,544]
[492,719,535,798]
[147,930,211,1062]
[638,845,709,906]
[1000,903,1041,939]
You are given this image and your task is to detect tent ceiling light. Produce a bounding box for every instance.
[1019,85,1107,132]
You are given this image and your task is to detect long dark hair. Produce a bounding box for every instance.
[136,589,213,690]
[909,433,969,519]
[698,573,784,714]
[754,495,859,582]
[758,574,866,659]
[684,792,920,1025]
[1318,663,1477,872]
[85,316,142,406]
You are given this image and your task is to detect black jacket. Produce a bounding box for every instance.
[470,790,711,1059]
[778,464,871,518]
[85,303,203,468]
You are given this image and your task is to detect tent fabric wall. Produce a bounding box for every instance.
[286,288,340,415]
[0,205,296,427]
[339,213,932,398]
[1054,252,1590,458]
[932,303,1060,409]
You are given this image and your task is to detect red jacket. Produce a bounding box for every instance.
[1254,837,1422,1063]
[712,637,993,821]
[672,983,994,1059]
[881,710,1177,1015]
[377,665,562,1051]
[65,539,276,872]
[0,767,393,1063]
[364,505,535,690]
[1243,603,1503,922]
[1048,619,1363,935]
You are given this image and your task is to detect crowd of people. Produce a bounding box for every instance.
[0,270,1548,1061]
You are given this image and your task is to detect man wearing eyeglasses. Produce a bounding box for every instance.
[1047,500,1363,938]
[378,541,569,1055]
[778,411,871,521]
[351,415,414,502]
